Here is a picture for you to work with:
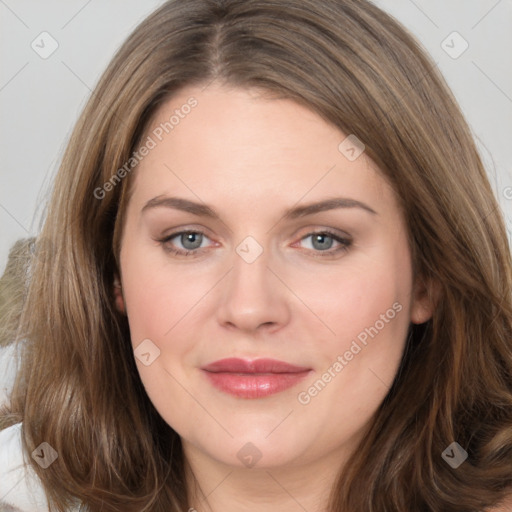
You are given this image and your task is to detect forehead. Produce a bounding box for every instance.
[129,84,394,215]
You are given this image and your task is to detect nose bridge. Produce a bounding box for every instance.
[229,236,273,301]
[216,235,289,331]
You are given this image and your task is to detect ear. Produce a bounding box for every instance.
[113,274,126,315]
[410,274,440,325]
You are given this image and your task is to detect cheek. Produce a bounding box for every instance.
[120,241,210,347]
[119,246,209,430]
[308,242,412,398]
[304,247,412,350]
[303,241,413,407]
[292,260,412,448]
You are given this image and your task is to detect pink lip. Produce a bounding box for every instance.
[201,358,312,398]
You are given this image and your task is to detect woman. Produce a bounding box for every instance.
[1,0,511,510]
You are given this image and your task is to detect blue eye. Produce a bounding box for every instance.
[158,229,351,257]
[176,232,204,250]
[305,233,335,250]
[297,231,352,255]
[159,231,212,256]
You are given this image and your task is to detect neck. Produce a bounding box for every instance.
[183,442,352,512]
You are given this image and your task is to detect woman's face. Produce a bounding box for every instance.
[118,83,432,471]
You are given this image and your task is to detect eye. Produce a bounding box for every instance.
[158,230,213,256]
[157,229,352,258]
[295,230,352,256]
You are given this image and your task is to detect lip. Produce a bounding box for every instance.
[201,358,312,398]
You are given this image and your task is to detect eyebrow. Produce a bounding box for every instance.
[141,195,377,219]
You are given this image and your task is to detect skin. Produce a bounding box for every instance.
[116,83,435,512]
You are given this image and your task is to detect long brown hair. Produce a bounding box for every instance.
[2,0,511,510]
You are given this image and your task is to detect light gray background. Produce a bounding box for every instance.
[1,0,511,273]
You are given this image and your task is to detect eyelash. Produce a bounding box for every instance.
[157,229,352,258]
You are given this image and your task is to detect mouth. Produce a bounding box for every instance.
[201,358,312,399]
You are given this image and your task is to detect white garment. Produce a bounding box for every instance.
[0,347,50,510]
[0,348,80,511]
[0,423,82,511]
[0,423,52,511]
[0,344,19,409]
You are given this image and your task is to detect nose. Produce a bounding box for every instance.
[216,244,291,333]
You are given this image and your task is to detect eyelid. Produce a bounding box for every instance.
[159,225,214,242]
[161,228,210,241]
[293,226,352,242]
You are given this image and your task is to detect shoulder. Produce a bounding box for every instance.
[0,423,50,511]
